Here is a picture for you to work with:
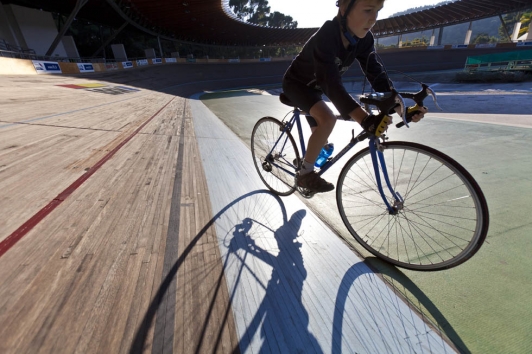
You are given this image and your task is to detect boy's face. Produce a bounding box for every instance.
[343,0,383,38]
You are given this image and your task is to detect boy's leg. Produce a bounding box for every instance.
[305,101,336,165]
[297,101,336,193]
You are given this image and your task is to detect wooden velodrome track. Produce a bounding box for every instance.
[0,63,457,353]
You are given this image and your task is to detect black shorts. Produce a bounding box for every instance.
[282,79,322,128]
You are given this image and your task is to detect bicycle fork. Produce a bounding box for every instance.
[368,137,404,215]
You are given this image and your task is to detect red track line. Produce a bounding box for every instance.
[0,97,176,258]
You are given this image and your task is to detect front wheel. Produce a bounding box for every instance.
[336,141,489,271]
[251,117,301,196]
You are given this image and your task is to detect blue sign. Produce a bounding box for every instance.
[153,58,162,64]
[77,63,95,73]
[44,62,60,71]
[32,60,62,74]
[122,61,133,69]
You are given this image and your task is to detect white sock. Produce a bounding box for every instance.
[300,160,314,175]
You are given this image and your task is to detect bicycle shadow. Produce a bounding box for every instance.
[129,190,316,353]
[129,188,466,353]
[220,194,460,353]
[128,190,275,353]
[359,257,471,354]
[328,260,464,353]
[225,209,324,353]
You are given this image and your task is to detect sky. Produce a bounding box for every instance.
[265,0,450,28]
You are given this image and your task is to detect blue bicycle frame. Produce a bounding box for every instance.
[267,108,403,214]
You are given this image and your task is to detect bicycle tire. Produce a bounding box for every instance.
[251,117,301,196]
[336,141,489,271]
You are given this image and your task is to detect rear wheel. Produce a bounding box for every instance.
[251,117,301,196]
[336,141,489,271]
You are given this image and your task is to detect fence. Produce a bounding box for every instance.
[465,49,532,72]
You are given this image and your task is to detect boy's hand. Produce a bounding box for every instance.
[361,113,392,137]
[395,104,428,123]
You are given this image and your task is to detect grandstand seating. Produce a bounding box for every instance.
[0,38,36,58]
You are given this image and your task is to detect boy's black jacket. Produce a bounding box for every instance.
[284,17,391,117]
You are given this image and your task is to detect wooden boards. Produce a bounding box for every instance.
[0,75,238,353]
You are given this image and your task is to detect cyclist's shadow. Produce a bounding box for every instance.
[227,209,323,354]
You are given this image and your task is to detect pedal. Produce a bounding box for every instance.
[296,186,315,199]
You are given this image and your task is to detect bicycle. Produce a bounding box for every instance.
[250,83,489,271]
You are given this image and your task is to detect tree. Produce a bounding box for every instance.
[472,33,498,44]
[229,0,252,20]
[400,35,429,47]
[518,11,531,37]
[268,12,297,29]
[499,12,521,40]
[246,0,270,26]
[229,0,297,29]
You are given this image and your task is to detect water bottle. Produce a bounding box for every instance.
[315,143,334,168]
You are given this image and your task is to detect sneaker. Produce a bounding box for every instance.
[297,171,334,193]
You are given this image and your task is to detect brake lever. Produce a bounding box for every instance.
[395,83,441,128]
[426,85,443,111]
[395,93,408,128]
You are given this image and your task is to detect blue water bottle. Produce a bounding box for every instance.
[315,143,334,168]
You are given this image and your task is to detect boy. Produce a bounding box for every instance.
[282,0,427,193]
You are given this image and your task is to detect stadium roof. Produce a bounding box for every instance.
[4,0,532,46]
[372,0,532,37]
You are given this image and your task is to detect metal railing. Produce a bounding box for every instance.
[0,49,105,64]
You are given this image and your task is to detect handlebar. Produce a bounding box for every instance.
[359,83,442,129]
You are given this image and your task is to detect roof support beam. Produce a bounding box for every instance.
[498,14,512,42]
[157,35,163,57]
[91,21,129,57]
[46,0,89,57]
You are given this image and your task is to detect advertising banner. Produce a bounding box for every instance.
[452,44,468,49]
[165,58,177,63]
[152,58,162,64]
[136,59,149,66]
[228,58,240,63]
[122,61,133,69]
[77,63,95,73]
[427,45,445,50]
[475,43,497,48]
[106,63,119,70]
[32,61,62,74]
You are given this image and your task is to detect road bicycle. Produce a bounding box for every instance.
[250,83,489,271]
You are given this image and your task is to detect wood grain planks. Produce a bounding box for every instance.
[0,73,239,353]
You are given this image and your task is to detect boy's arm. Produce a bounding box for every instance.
[356,36,392,93]
[348,106,370,124]
[313,23,361,118]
